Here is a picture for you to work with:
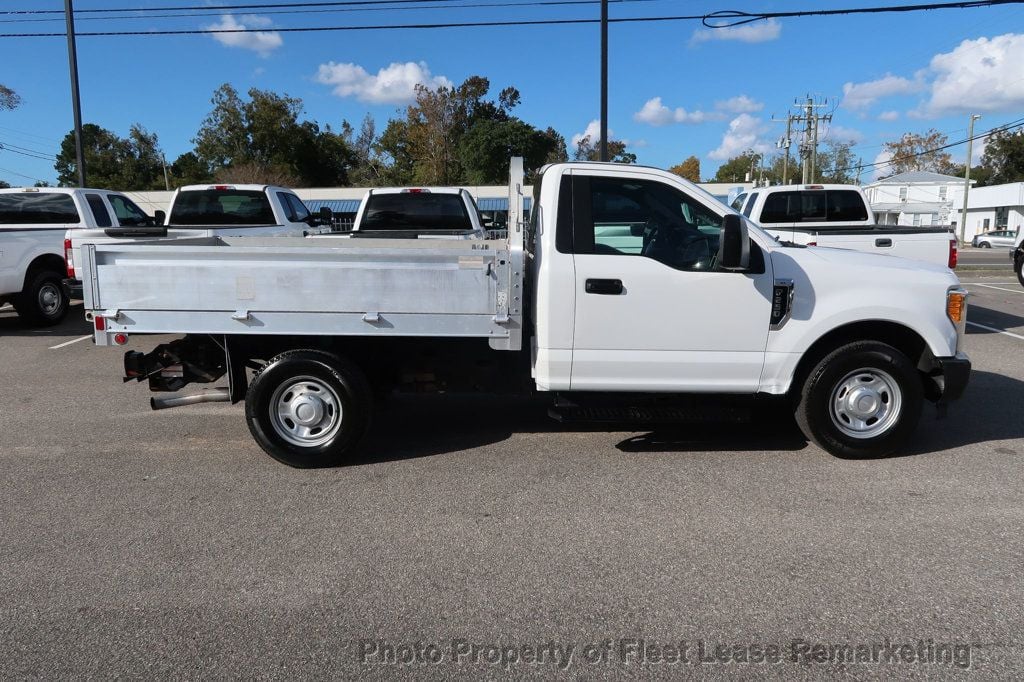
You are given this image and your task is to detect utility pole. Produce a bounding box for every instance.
[161,153,170,191]
[64,0,86,187]
[599,0,608,162]
[788,96,832,184]
[959,113,981,245]
[772,114,793,184]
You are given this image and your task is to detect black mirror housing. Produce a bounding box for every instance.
[718,214,750,271]
[154,209,166,226]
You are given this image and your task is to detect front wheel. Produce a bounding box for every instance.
[245,349,372,467]
[979,241,992,249]
[1016,252,1024,288]
[794,341,923,458]
[14,270,69,326]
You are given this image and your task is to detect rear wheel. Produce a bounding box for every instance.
[14,270,69,326]
[1017,252,1024,288]
[979,241,992,249]
[245,350,372,468]
[794,341,922,458]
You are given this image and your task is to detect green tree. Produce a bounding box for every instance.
[573,135,636,164]
[375,119,416,185]
[881,129,954,176]
[0,84,20,111]
[458,119,564,185]
[817,141,856,184]
[55,123,165,189]
[712,151,761,182]
[979,127,1024,184]
[669,156,701,182]
[0,180,9,188]
[193,83,353,186]
[169,152,212,186]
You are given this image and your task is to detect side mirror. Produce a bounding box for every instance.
[319,207,333,225]
[154,210,166,226]
[718,214,750,271]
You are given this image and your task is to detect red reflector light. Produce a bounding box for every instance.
[807,241,817,247]
[64,238,75,278]
[402,188,429,194]
[211,185,232,191]
[114,333,128,345]
[948,238,958,269]
[94,316,106,331]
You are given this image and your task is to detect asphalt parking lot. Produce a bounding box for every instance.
[2,273,1023,677]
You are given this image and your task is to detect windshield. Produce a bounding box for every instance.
[170,190,275,225]
[361,192,472,231]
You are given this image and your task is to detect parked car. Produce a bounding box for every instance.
[732,184,956,268]
[0,187,155,325]
[79,158,970,467]
[971,230,1016,248]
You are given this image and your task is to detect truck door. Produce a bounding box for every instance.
[568,171,774,392]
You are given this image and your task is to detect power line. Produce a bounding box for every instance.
[0,0,659,24]
[837,117,1024,174]
[2,0,496,14]
[0,165,49,184]
[1,0,1021,37]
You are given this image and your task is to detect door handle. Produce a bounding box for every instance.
[875,238,893,247]
[585,278,624,295]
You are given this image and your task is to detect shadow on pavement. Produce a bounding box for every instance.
[357,367,1021,464]
[967,303,1024,333]
[0,302,91,337]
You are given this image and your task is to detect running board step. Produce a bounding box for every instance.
[548,404,751,424]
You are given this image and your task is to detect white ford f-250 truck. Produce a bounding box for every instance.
[65,183,328,299]
[731,184,957,268]
[79,159,970,467]
[0,186,155,325]
[348,187,485,239]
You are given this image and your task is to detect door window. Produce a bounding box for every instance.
[581,176,723,272]
[106,194,149,226]
[285,194,311,223]
[85,194,112,228]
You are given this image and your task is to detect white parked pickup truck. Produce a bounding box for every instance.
[79,159,971,467]
[0,187,155,325]
[731,184,957,268]
[349,187,484,239]
[65,184,328,298]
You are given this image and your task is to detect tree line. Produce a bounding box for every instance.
[46,77,635,191]
[2,79,1023,190]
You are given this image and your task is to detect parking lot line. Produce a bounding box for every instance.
[49,335,92,350]
[968,283,1024,295]
[967,321,1024,341]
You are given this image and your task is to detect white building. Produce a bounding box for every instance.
[863,171,969,229]
[959,182,1024,237]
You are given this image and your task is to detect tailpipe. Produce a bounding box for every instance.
[150,389,230,411]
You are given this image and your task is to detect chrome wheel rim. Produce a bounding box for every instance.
[38,282,62,316]
[829,368,902,439]
[269,376,343,448]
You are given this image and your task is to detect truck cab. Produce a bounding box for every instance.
[0,187,152,325]
[350,187,484,239]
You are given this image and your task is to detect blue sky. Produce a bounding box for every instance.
[1,0,1023,187]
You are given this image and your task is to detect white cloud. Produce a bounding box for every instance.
[206,14,282,57]
[715,95,763,114]
[572,119,607,147]
[315,61,452,105]
[919,33,1024,116]
[633,97,723,126]
[841,74,925,110]
[878,110,900,121]
[691,18,781,45]
[708,114,772,160]
[824,125,865,144]
[870,150,893,180]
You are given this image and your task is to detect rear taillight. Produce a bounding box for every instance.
[948,238,958,269]
[807,241,817,247]
[64,238,75,278]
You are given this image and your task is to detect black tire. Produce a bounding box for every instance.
[245,349,372,468]
[1016,252,1024,288]
[14,270,69,326]
[793,341,923,458]
[979,241,991,249]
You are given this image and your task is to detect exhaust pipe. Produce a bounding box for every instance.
[150,389,230,411]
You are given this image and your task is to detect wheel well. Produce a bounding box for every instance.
[790,321,929,398]
[23,254,66,289]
